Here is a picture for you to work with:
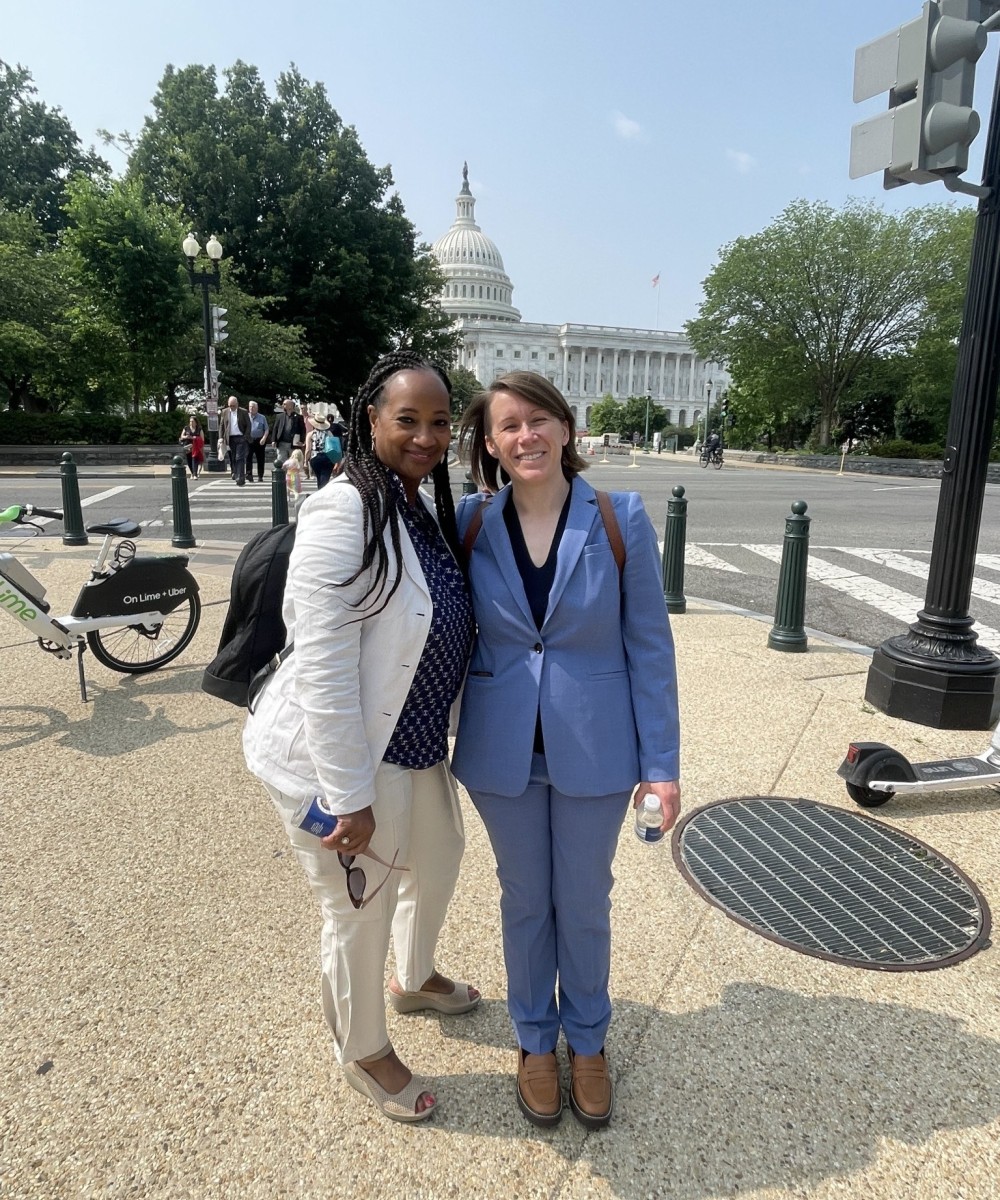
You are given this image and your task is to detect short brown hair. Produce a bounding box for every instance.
[459,371,588,493]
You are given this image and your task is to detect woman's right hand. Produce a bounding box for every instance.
[323,805,376,855]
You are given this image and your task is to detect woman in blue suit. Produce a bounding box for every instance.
[454,372,681,1130]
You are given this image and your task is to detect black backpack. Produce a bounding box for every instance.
[202,523,296,707]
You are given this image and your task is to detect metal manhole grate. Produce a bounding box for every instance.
[672,797,991,971]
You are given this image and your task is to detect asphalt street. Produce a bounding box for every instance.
[4,452,1000,652]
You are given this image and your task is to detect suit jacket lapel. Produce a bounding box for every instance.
[481,488,536,629]
[543,477,599,627]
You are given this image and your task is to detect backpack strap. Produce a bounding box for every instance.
[463,489,626,585]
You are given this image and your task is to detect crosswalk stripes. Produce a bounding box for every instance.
[165,476,317,527]
[680,542,1000,655]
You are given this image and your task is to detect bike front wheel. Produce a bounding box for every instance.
[700,456,709,468]
[86,594,201,674]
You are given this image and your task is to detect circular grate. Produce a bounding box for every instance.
[672,797,991,971]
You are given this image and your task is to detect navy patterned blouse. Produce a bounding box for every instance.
[383,476,473,770]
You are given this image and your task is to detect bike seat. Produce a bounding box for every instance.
[86,518,143,538]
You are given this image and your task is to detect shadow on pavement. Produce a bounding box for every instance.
[424,983,1000,1198]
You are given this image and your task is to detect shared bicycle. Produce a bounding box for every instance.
[0,504,201,701]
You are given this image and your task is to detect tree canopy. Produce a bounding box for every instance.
[126,61,457,406]
[0,60,108,236]
[686,199,973,448]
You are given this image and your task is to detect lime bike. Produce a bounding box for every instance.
[0,504,201,701]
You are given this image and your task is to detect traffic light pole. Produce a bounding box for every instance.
[866,48,1000,729]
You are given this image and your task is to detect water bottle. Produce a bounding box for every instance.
[291,794,340,839]
[634,793,665,844]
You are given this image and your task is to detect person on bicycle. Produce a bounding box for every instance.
[702,430,722,462]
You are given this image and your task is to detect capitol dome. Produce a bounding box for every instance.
[431,164,520,323]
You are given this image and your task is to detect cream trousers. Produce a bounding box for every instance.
[264,759,465,1065]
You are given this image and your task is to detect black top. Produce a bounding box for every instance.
[503,488,572,754]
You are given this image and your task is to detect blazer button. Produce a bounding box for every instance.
[533,642,543,653]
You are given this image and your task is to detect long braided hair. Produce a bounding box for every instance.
[338,350,461,611]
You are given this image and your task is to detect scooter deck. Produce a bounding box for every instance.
[911,757,999,781]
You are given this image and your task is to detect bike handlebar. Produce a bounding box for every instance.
[0,504,64,525]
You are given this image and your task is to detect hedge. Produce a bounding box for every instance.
[2,410,203,446]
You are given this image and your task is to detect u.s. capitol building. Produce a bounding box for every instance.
[431,165,726,430]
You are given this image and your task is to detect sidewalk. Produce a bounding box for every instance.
[2,541,998,1199]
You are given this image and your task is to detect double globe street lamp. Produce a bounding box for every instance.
[182,232,224,470]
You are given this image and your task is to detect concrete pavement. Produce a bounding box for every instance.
[2,539,999,1199]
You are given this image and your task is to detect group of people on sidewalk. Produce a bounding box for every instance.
[178,396,345,489]
[241,352,681,1129]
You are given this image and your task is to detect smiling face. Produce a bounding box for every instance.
[368,369,452,500]
[485,390,570,486]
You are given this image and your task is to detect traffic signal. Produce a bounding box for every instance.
[210,304,229,344]
[850,0,987,190]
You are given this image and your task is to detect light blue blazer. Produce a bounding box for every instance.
[451,476,680,799]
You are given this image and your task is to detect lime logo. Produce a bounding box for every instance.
[0,587,37,621]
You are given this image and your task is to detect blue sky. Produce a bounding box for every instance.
[6,0,998,332]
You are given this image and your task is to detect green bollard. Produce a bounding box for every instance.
[768,500,810,652]
[59,452,88,545]
[271,462,289,527]
[662,485,687,614]
[462,472,477,495]
[170,455,196,549]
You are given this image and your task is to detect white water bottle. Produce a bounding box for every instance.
[634,793,665,844]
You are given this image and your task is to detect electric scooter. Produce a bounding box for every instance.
[837,729,1000,808]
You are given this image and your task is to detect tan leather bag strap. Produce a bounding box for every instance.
[595,490,626,584]
[463,489,625,585]
[462,497,490,563]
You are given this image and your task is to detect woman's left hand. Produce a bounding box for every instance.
[633,780,681,832]
[323,805,376,856]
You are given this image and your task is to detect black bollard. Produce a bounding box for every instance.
[170,455,196,549]
[271,461,289,527]
[462,472,477,496]
[768,500,810,652]
[662,485,687,614]
[59,452,88,545]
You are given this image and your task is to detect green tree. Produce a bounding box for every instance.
[687,199,970,447]
[0,61,108,236]
[0,207,72,410]
[209,287,320,407]
[587,395,625,436]
[126,61,458,406]
[448,365,481,419]
[63,176,197,411]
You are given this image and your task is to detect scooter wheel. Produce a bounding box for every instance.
[844,750,910,808]
[845,780,894,808]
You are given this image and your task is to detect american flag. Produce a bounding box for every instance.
[651,273,660,287]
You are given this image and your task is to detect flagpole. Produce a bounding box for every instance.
[652,270,661,329]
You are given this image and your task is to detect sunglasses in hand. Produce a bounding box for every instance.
[338,844,408,909]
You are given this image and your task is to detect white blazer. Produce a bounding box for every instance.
[243,474,436,813]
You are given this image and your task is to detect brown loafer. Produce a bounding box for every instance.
[516,1049,562,1127]
[567,1046,613,1129]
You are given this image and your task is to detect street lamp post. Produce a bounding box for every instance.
[704,378,713,444]
[182,232,224,470]
[644,393,651,451]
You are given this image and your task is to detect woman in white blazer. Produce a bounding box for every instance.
[455,373,681,1130]
[244,352,479,1123]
